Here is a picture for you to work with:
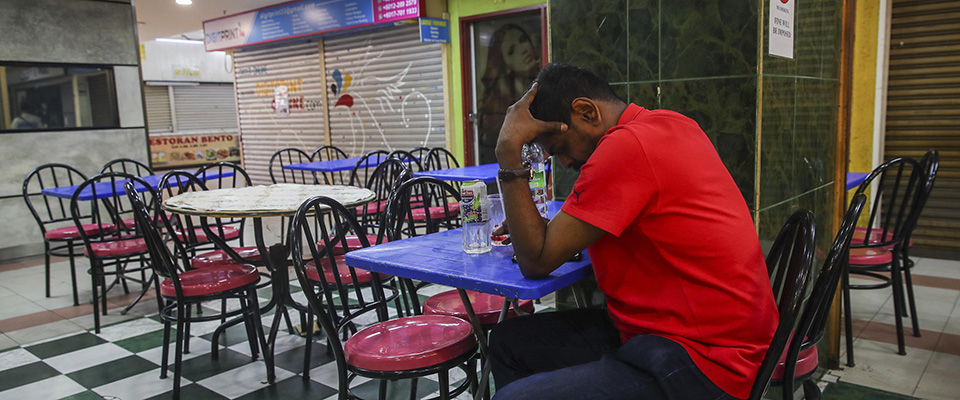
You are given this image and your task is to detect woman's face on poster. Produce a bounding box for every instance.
[500,28,538,74]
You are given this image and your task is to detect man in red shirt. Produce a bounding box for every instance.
[490,63,778,399]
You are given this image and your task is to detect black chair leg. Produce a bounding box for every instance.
[409,377,418,400]
[160,317,172,379]
[91,265,101,334]
[903,260,921,337]
[842,268,855,367]
[44,242,51,298]
[173,308,186,400]
[183,307,192,354]
[239,296,259,360]
[438,369,450,400]
[248,289,274,384]
[68,246,79,306]
[802,379,822,400]
[891,259,907,355]
[302,311,314,380]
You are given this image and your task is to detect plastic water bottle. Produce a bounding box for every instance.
[522,142,549,217]
[461,180,492,254]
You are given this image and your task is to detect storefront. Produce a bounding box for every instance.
[206,0,448,184]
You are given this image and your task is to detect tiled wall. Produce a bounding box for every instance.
[549,0,843,245]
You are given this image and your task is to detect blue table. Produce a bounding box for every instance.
[41,170,234,200]
[414,163,499,183]
[283,157,364,173]
[847,172,869,190]
[345,200,588,398]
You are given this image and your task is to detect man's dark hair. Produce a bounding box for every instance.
[529,63,623,125]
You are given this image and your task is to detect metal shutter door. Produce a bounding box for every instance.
[144,86,173,134]
[324,24,445,157]
[233,42,326,185]
[885,0,960,253]
[173,84,239,132]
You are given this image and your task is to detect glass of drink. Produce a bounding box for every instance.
[489,194,509,246]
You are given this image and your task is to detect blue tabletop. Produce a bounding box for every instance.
[344,200,592,300]
[41,170,233,201]
[846,172,869,190]
[415,163,499,183]
[284,157,364,173]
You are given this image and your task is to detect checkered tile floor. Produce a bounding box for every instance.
[0,278,555,400]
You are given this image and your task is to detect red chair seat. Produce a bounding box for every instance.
[191,247,261,269]
[160,264,259,298]
[317,235,383,255]
[772,344,819,380]
[423,290,534,326]
[356,200,388,215]
[411,203,460,221]
[173,226,240,243]
[45,223,117,240]
[848,246,894,265]
[85,238,148,257]
[305,256,392,284]
[344,315,477,371]
[852,227,913,248]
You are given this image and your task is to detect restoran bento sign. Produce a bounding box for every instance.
[204,0,422,51]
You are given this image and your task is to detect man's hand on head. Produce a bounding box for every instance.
[495,82,567,168]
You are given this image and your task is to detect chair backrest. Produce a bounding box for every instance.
[348,150,390,187]
[269,147,316,184]
[288,196,394,390]
[902,150,939,247]
[357,158,411,231]
[195,161,253,190]
[125,182,189,297]
[70,173,154,254]
[854,156,925,251]
[751,210,816,400]
[384,176,461,242]
[423,147,460,171]
[312,145,350,184]
[158,170,239,251]
[408,147,431,163]
[778,194,866,399]
[100,158,154,177]
[387,150,423,173]
[23,163,89,234]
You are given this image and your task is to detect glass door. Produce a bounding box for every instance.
[462,7,546,166]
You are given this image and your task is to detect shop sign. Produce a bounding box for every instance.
[769,0,795,59]
[203,0,422,51]
[419,18,449,43]
[150,133,241,168]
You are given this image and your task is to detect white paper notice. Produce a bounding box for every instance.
[769,0,795,59]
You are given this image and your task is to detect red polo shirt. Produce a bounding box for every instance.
[561,104,777,398]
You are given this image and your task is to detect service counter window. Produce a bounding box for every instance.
[0,63,120,132]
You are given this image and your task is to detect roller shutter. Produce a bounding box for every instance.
[172,84,238,133]
[324,24,445,157]
[144,85,173,134]
[233,41,326,185]
[884,0,960,253]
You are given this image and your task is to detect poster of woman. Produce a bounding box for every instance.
[473,14,543,165]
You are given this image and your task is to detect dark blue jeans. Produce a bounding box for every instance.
[489,309,740,400]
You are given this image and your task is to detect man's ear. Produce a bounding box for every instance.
[571,98,601,126]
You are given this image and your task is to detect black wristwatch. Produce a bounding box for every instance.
[498,167,531,181]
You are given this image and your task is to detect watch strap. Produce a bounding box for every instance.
[498,168,531,181]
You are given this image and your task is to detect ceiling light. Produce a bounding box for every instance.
[156,38,204,45]
[175,0,192,5]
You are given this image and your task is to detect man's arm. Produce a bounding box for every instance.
[495,84,606,279]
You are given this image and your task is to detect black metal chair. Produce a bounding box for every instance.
[749,210,816,400]
[312,145,350,185]
[194,162,253,247]
[289,195,477,400]
[423,147,460,171]
[100,158,155,232]
[408,146,431,164]
[269,147,317,184]
[387,149,423,173]
[843,155,932,365]
[70,172,155,333]
[771,194,866,400]
[125,182,268,400]
[354,157,411,233]
[348,150,390,187]
[23,164,94,305]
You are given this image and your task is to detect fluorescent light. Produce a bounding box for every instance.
[156,38,204,45]
[176,0,192,5]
